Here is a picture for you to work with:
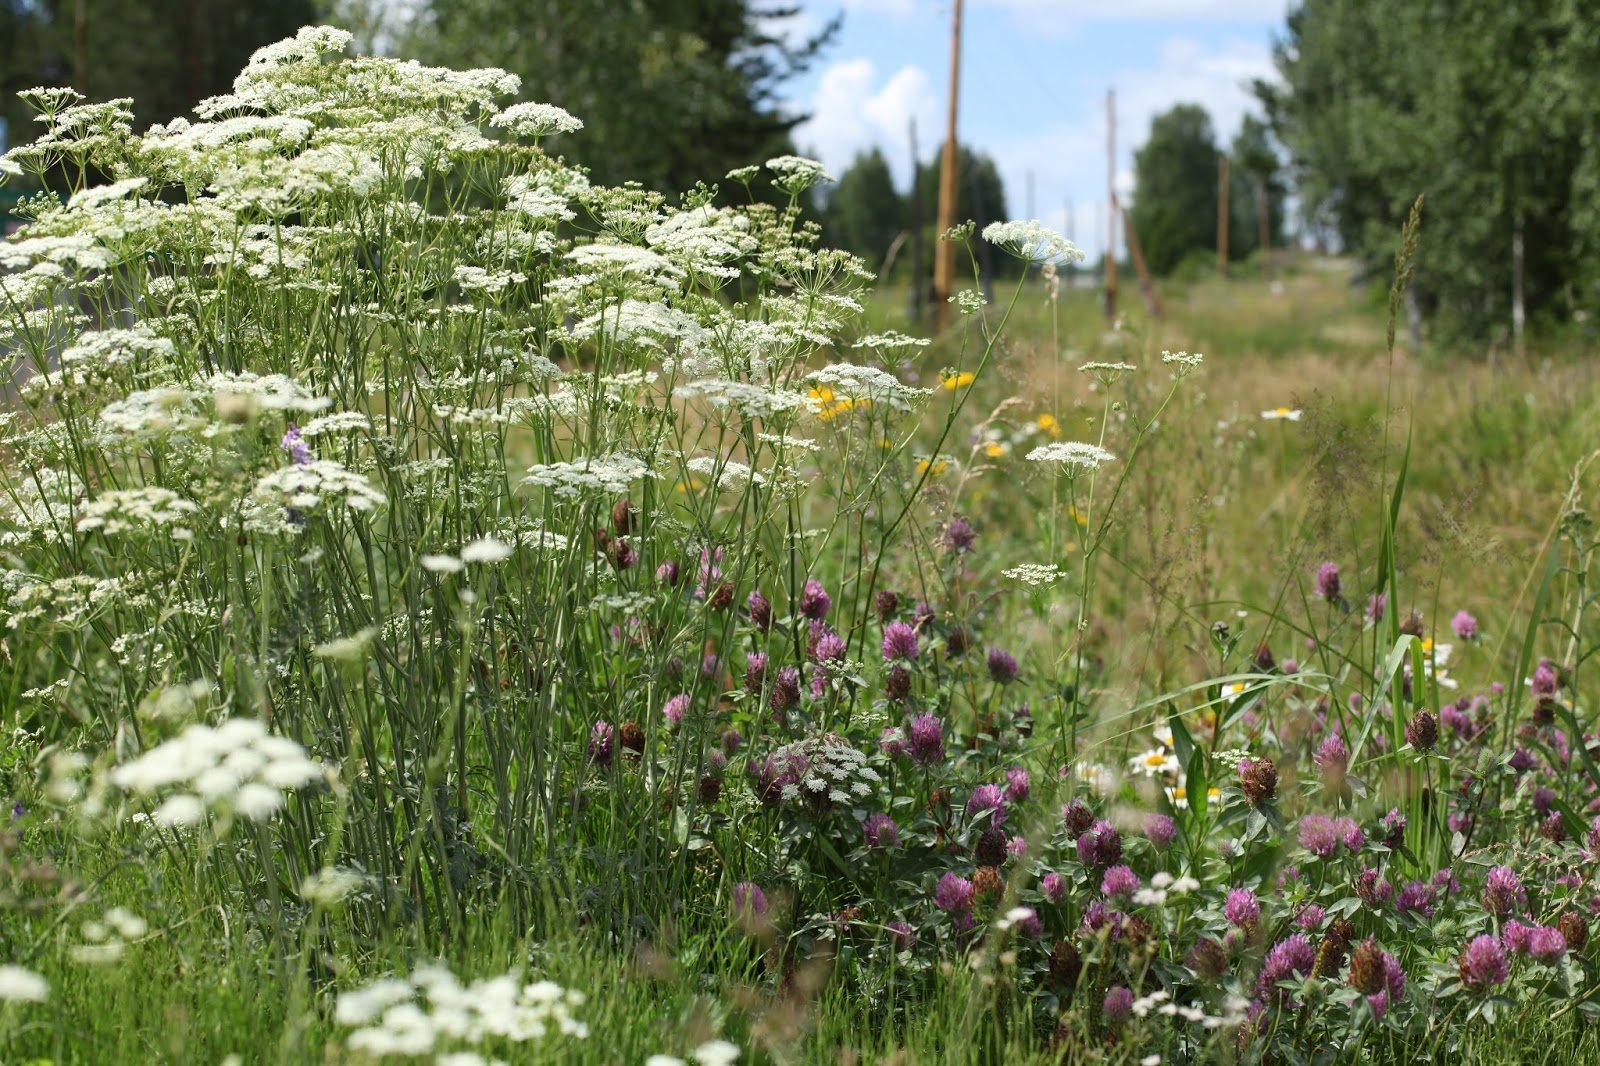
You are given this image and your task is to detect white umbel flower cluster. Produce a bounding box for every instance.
[981,220,1084,264]
[109,717,324,826]
[522,454,655,499]
[1024,442,1117,473]
[334,964,588,1058]
[490,102,583,138]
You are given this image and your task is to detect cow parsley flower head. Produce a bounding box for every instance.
[1025,441,1116,474]
[108,717,323,826]
[764,155,831,195]
[1160,350,1204,378]
[981,220,1083,263]
[491,102,583,138]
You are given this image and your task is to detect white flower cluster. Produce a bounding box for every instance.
[490,102,583,138]
[0,965,48,1003]
[1128,987,1249,1030]
[109,717,324,826]
[70,907,148,964]
[249,460,387,527]
[647,1040,742,1066]
[676,379,812,420]
[769,734,882,807]
[522,454,655,500]
[806,364,931,412]
[1025,442,1116,473]
[1160,350,1204,378]
[981,220,1085,264]
[334,964,588,1057]
[1002,563,1068,587]
[764,155,832,194]
[76,487,199,540]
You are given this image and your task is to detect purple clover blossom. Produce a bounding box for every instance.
[1006,835,1028,861]
[282,423,312,466]
[1366,592,1387,623]
[881,621,920,661]
[907,714,945,765]
[1452,610,1479,640]
[798,578,832,620]
[1382,808,1407,848]
[1041,872,1067,903]
[1483,865,1527,917]
[1295,904,1326,931]
[1075,820,1123,870]
[810,622,847,663]
[1101,865,1139,899]
[744,652,768,693]
[944,517,976,552]
[1530,926,1568,965]
[746,590,772,631]
[1144,813,1176,849]
[770,666,801,713]
[934,871,974,914]
[1336,817,1366,852]
[1298,814,1340,857]
[1315,561,1341,601]
[1103,986,1133,1021]
[662,693,690,725]
[731,882,769,929]
[1503,920,1536,956]
[1257,934,1316,996]
[1225,887,1261,928]
[587,721,615,767]
[864,813,899,850]
[886,921,915,950]
[1314,733,1349,785]
[656,560,681,587]
[967,784,1007,826]
[1396,880,1435,917]
[1459,935,1509,987]
[986,647,1019,684]
[696,547,724,598]
[1532,658,1559,696]
[879,726,907,758]
[1004,766,1031,804]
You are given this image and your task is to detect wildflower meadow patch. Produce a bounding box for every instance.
[4,25,1600,1066]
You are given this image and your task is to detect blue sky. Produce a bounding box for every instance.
[773,0,1290,258]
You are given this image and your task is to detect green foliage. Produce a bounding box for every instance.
[1256,0,1600,342]
[822,148,906,274]
[0,0,316,133]
[404,0,837,194]
[1129,104,1219,277]
[1227,113,1286,265]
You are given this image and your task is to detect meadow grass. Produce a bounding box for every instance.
[5,27,1600,1066]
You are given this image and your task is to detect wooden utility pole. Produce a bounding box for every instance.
[1217,154,1231,278]
[931,0,965,332]
[1104,89,1117,323]
[1117,197,1163,320]
[1256,177,1271,278]
[909,117,925,321]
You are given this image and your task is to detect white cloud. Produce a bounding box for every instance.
[792,59,938,190]
[980,35,1273,257]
